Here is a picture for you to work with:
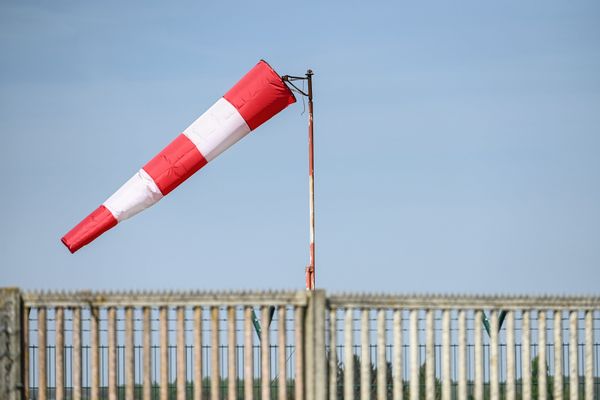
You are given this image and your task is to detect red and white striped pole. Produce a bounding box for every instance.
[306,70,315,291]
[282,70,316,290]
[61,60,296,253]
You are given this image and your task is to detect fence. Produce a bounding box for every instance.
[1,288,599,400]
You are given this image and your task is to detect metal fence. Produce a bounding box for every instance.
[19,291,311,400]
[1,288,599,400]
[326,294,600,400]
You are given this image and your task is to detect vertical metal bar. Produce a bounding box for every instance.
[377,309,386,400]
[522,310,531,400]
[143,307,152,400]
[279,306,287,400]
[305,69,316,291]
[344,308,354,400]
[489,310,499,400]
[38,307,47,400]
[90,307,99,400]
[409,310,418,400]
[22,306,30,400]
[178,306,187,400]
[441,310,451,400]
[425,310,434,400]
[21,306,29,400]
[329,308,337,400]
[393,310,403,400]
[195,307,204,400]
[360,309,369,400]
[538,310,547,400]
[160,306,169,400]
[457,310,467,400]
[211,306,220,400]
[506,311,515,400]
[108,307,117,400]
[295,306,305,400]
[228,306,236,400]
[125,307,135,400]
[474,310,483,400]
[261,306,271,400]
[56,307,65,400]
[553,311,563,400]
[584,310,593,400]
[569,311,578,400]
[73,308,82,400]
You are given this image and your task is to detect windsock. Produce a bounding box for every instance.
[61,60,296,253]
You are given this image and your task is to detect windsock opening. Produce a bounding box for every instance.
[224,60,296,130]
[61,60,295,253]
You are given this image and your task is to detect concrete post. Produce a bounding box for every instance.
[305,289,326,400]
[0,287,23,400]
[313,290,326,400]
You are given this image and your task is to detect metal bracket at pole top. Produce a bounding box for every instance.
[282,71,312,98]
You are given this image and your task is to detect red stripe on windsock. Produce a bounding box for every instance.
[61,205,118,253]
[143,134,208,195]
[224,60,296,130]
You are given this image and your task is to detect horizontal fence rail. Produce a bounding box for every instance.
[1,289,599,400]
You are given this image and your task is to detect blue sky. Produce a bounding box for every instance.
[1,1,599,293]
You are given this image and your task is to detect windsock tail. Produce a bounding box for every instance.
[61,205,118,253]
[61,60,295,253]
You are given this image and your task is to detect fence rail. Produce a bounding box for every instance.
[1,288,599,400]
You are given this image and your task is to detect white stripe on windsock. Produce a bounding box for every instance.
[183,97,251,162]
[103,169,163,222]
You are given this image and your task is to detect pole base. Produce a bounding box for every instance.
[305,265,315,290]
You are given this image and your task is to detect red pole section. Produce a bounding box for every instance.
[62,60,296,253]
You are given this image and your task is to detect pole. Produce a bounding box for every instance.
[305,69,315,290]
[281,70,315,290]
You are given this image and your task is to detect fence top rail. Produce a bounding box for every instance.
[17,289,600,310]
[328,293,600,310]
[22,289,309,308]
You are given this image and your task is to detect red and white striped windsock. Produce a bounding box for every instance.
[61,60,296,253]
